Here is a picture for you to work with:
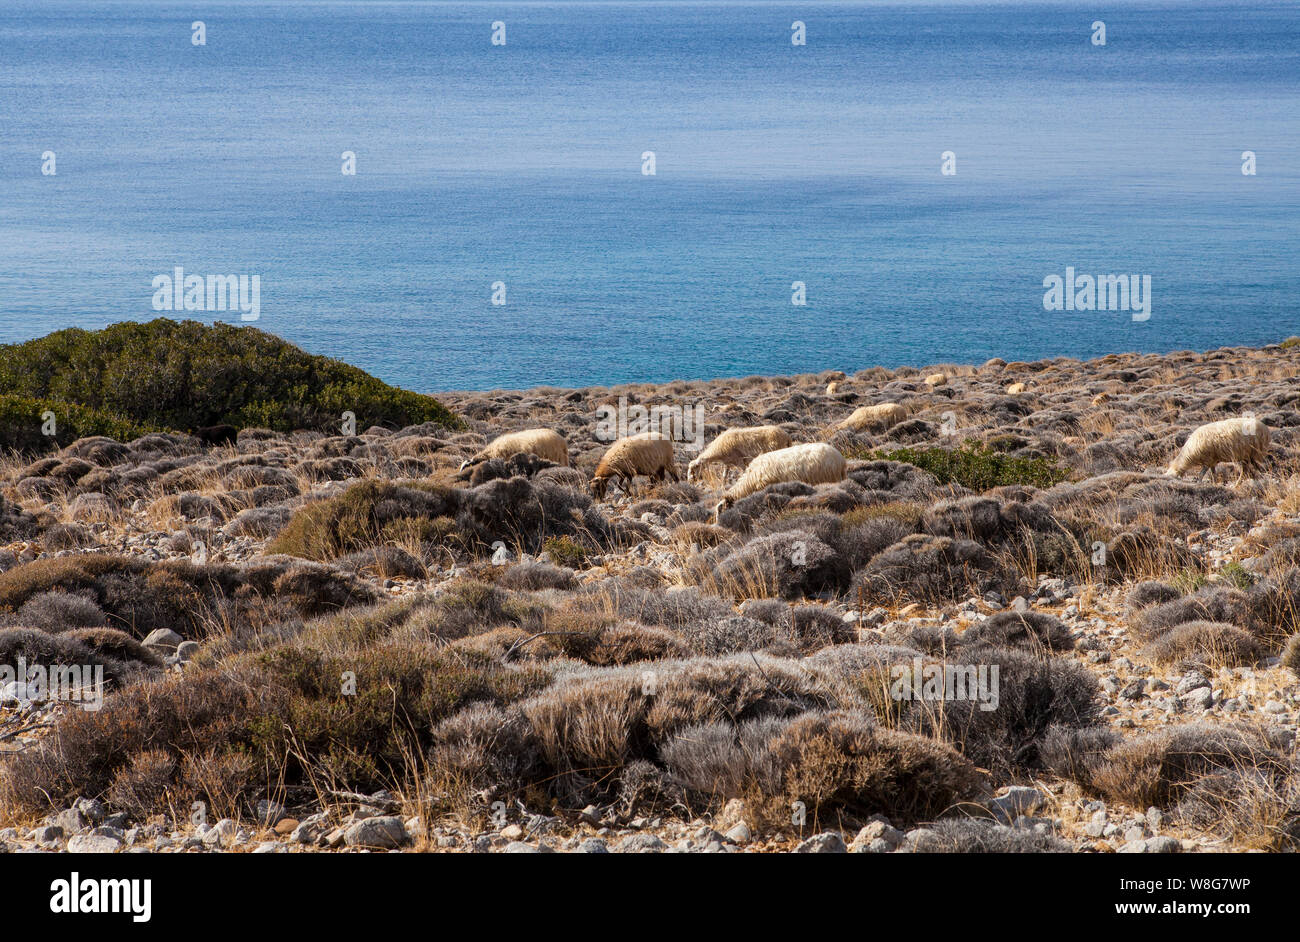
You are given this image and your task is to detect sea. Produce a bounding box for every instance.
[1,0,1298,390]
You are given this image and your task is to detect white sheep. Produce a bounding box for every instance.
[1005,382,1027,395]
[1165,416,1271,485]
[459,428,569,471]
[835,402,907,434]
[712,443,847,519]
[686,425,793,482]
[924,372,948,387]
[590,432,680,499]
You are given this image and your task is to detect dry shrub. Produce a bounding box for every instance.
[1141,621,1265,669]
[852,534,1021,605]
[769,710,984,824]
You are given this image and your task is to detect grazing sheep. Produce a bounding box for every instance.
[835,402,907,434]
[713,443,847,518]
[687,425,793,482]
[1005,382,1027,395]
[1165,416,1271,485]
[924,373,948,387]
[826,381,841,396]
[459,428,568,471]
[590,432,680,500]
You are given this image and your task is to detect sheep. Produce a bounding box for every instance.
[687,425,793,482]
[826,381,841,396]
[712,443,847,519]
[835,402,907,434]
[1005,382,1027,396]
[459,428,568,471]
[590,432,680,500]
[1165,416,1271,485]
[924,373,948,387]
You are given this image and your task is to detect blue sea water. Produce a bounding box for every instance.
[0,0,1298,391]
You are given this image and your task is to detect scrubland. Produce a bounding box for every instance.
[3,335,1300,854]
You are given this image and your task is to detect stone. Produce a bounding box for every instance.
[256,800,285,826]
[575,838,609,853]
[343,815,409,849]
[795,832,847,853]
[201,818,237,847]
[989,786,1047,823]
[175,641,200,662]
[67,833,122,853]
[851,821,904,848]
[30,825,63,844]
[724,822,752,844]
[614,834,667,853]
[142,628,183,651]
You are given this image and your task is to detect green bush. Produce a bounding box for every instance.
[0,318,461,438]
[857,442,1069,491]
[0,394,146,453]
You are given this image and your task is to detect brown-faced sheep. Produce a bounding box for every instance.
[835,402,907,434]
[1165,416,1271,485]
[459,428,569,471]
[713,443,847,519]
[687,425,794,482]
[590,432,680,500]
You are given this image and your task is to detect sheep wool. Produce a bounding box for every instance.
[591,432,680,499]
[460,428,569,470]
[836,402,907,433]
[1165,416,1270,484]
[687,425,794,481]
[715,442,847,514]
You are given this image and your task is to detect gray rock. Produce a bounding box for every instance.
[989,786,1047,823]
[256,800,285,826]
[142,628,183,651]
[502,841,548,853]
[343,815,409,849]
[575,838,609,854]
[1144,836,1181,854]
[73,797,106,824]
[724,822,752,844]
[201,818,237,847]
[30,825,63,844]
[795,832,847,853]
[175,641,200,662]
[614,834,667,854]
[67,833,122,853]
[52,808,88,836]
[851,821,904,848]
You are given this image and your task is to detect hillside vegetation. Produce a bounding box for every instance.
[0,319,460,451]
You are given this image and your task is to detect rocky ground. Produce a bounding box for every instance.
[3,340,1300,853]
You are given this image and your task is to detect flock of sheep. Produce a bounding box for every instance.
[456,406,1276,511]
